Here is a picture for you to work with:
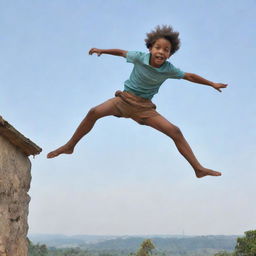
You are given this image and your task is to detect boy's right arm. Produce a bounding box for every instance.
[89,48,127,57]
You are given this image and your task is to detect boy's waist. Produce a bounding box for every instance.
[123,83,157,100]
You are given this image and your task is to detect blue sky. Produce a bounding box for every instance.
[1,0,256,236]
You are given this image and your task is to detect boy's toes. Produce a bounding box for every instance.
[47,151,59,159]
[196,168,222,178]
[47,145,74,159]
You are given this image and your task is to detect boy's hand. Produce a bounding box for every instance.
[183,73,228,92]
[89,48,102,56]
[88,48,127,57]
[212,83,228,92]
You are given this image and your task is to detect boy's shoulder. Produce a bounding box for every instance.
[127,50,148,58]
[126,51,149,64]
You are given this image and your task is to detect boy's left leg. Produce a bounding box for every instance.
[47,99,122,159]
[140,114,221,178]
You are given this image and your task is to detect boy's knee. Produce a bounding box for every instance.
[88,107,100,119]
[170,125,183,140]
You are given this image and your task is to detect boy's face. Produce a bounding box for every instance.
[149,38,172,68]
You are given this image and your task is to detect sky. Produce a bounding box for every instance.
[1,0,256,236]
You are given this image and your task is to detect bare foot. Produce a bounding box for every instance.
[47,144,74,159]
[195,167,222,178]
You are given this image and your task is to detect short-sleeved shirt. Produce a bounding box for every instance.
[124,51,185,99]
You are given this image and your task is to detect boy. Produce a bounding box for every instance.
[47,25,227,178]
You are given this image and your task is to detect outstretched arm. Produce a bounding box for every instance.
[89,48,127,57]
[183,73,228,92]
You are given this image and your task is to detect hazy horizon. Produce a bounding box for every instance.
[28,232,242,237]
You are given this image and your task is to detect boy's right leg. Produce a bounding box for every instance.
[141,114,222,178]
[47,99,120,158]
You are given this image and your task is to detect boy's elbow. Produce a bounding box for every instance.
[183,72,195,81]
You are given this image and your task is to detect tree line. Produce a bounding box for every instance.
[28,230,256,256]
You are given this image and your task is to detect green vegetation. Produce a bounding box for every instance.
[136,239,155,256]
[28,230,256,256]
[214,230,256,256]
[28,240,48,256]
[235,230,256,255]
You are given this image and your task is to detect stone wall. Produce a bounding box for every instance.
[0,135,32,256]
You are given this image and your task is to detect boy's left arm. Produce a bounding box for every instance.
[183,73,228,92]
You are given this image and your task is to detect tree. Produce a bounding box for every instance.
[136,239,155,256]
[234,230,256,256]
[28,240,48,256]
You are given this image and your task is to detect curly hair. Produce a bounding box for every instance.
[145,25,181,56]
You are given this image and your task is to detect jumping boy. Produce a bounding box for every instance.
[47,25,227,178]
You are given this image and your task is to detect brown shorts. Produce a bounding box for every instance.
[108,90,160,124]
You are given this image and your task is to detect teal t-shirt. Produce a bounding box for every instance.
[124,51,185,99]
